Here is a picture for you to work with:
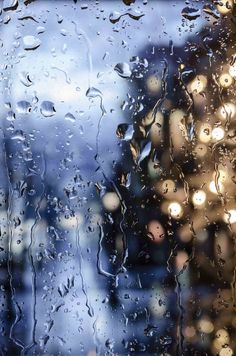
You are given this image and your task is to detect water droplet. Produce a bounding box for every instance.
[159,335,172,345]
[181,7,200,20]
[114,62,132,78]
[19,71,33,87]
[64,112,76,122]
[40,101,56,117]
[23,35,41,50]
[39,335,49,348]
[116,123,134,140]
[105,338,115,350]
[51,301,65,313]
[6,111,15,121]
[81,3,88,9]
[37,26,45,34]
[58,283,69,297]
[11,130,25,141]
[109,9,144,24]
[203,3,220,19]
[16,100,32,113]
[3,0,18,11]
[86,87,102,98]
[137,141,152,165]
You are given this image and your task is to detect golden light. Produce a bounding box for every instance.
[102,192,120,212]
[143,110,163,126]
[146,75,161,94]
[214,329,230,350]
[168,201,183,219]
[211,127,225,141]
[162,179,176,194]
[214,169,228,183]
[198,123,212,143]
[194,143,207,157]
[175,250,188,272]
[209,180,224,194]
[169,109,186,149]
[150,116,163,146]
[147,220,165,243]
[223,209,236,224]
[192,190,206,207]
[219,73,233,87]
[229,61,236,78]
[197,319,214,334]
[189,75,207,94]
[216,0,233,14]
[184,326,196,339]
[219,347,233,356]
[217,102,236,120]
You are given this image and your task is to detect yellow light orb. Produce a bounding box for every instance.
[184,326,196,339]
[216,0,233,14]
[212,127,225,141]
[197,319,214,334]
[162,179,176,194]
[102,192,120,212]
[189,75,207,94]
[175,250,188,271]
[192,190,206,207]
[219,347,233,356]
[218,102,236,120]
[219,73,233,87]
[198,123,212,143]
[213,169,228,184]
[224,209,236,224]
[214,329,230,349]
[168,201,183,219]
[146,75,161,94]
[147,220,165,243]
[209,180,224,194]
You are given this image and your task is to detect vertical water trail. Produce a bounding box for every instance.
[72,21,93,90]
[2,130,25,350]
[22,152,46,355]
[92,317,101,355]
[97,221,116,278]
[174,271,185,355]
[76,217,94,318]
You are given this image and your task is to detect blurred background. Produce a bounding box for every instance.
[0,0,236,355]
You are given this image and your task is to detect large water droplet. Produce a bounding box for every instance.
[40,101,56,117]
[109,9,144,24]
[3,0,18,11]
[181,7,200,20]
[137,141,152,165]
[23,35,41,50]
[16,100,32,113]
[114,62,132,78]
[116,123,134,140]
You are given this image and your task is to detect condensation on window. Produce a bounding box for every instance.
[0,0,236,355]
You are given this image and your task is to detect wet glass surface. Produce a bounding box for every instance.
[1,0,236,355]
